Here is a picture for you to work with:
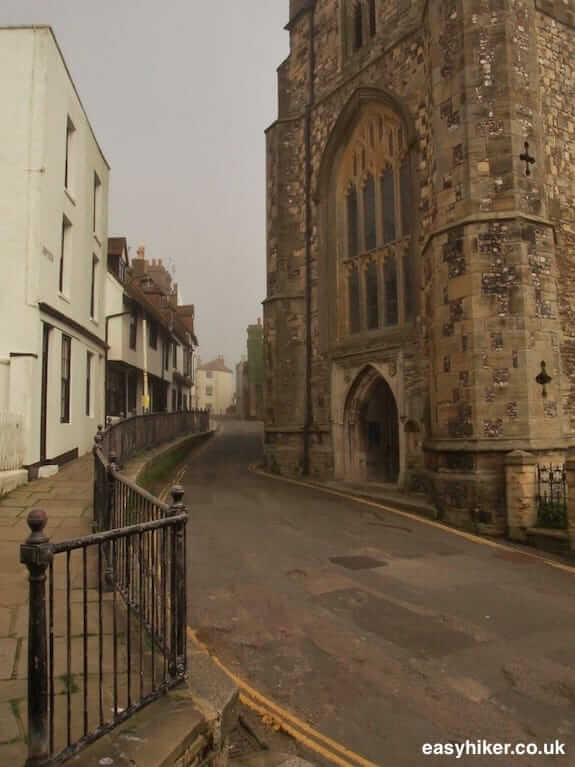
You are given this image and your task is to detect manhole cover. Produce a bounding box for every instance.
[329,555,387,570]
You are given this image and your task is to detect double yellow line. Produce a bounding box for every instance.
[187,627,381,767]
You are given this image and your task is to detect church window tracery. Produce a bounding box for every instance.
[353,2,363,51]
[400,158,411,236]
[368,0,377,37]
[349,265,361,334]
[381,166,396,244]
[345,0,377,57]
[364,173,376,251]
[336,104,413,337]
[366,261,379,329]
[384,256,398,326]
[347,185,359,259]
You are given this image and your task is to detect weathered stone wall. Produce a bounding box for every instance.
[265,0,574,533]
[536,7,575,439]
[265,0,430,478]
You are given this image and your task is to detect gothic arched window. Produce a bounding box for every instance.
[364,173,376,251]
[336,103,413,337]
[384,256,398,326]
[381,166,396,244]
[368,0,376,37]
[400,158,411,236]
[366,262,379,329]
[347,186,359,259]
[349,265,361,334]
[353,2,363,51]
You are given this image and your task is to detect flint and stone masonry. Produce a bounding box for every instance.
[264,0,575,533]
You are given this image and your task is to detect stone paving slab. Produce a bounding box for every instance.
[0,430,218,766]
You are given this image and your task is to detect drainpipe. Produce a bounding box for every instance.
[142,315,149,413]
[302,0,316,476]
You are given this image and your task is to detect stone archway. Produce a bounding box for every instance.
[344,366,400,483]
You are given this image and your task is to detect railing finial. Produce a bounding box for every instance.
[25,508,49,544]
[21,509,51,766]
[170,485,185,511]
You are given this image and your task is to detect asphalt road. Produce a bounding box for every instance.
[183,420,575,766]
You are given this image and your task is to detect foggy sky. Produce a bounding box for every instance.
[1,1,289,371]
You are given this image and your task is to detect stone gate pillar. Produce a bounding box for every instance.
[565,457,575,552]
[505,450,537,542]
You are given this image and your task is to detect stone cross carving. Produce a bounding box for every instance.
[520,141,535,176]
[536,361,552,398]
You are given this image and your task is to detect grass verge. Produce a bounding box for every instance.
[137,433,212,498]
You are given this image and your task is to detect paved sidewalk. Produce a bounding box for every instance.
[0,454,95,765]
[0,429,216,766]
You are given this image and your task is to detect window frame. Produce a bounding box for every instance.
[365,261,379,330]
[86,350,94,417]
[93,172,102,237]
[148,320,158,350]
[59,216,71,296]
[90,254,98,320]
[61,335,72,424]
[129,310,138,351]
[64,117,75,193]
[336,104,412,337]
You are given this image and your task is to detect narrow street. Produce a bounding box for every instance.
[184,421,575,766]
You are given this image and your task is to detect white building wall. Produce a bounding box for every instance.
[0,27,109,468]
[196,369,234,415]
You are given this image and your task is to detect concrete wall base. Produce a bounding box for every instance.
[0,469,28,496]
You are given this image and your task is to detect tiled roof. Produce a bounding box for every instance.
[198,358,233,374]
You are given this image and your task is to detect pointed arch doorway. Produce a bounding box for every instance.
[344,366,400,483]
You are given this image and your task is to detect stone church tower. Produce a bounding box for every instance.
[264,0,575,533]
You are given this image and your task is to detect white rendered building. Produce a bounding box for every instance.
[0,26,109,479]
[195,357,234,415]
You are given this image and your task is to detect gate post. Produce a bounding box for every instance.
[168,486,187,679]
[505,450,537,541]
[565,456,575,551]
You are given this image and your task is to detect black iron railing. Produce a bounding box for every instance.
[21,420,194,766]
[100,408,210,467]
[536,464,568,529]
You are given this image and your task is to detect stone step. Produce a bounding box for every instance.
[69,691,210,767]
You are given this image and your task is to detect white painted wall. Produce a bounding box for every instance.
[0,27,109,467]
[196,368,234,415]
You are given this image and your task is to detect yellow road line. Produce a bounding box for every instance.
[238,693,359,767]
[187,627,381,767]
[249,466,575,576]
